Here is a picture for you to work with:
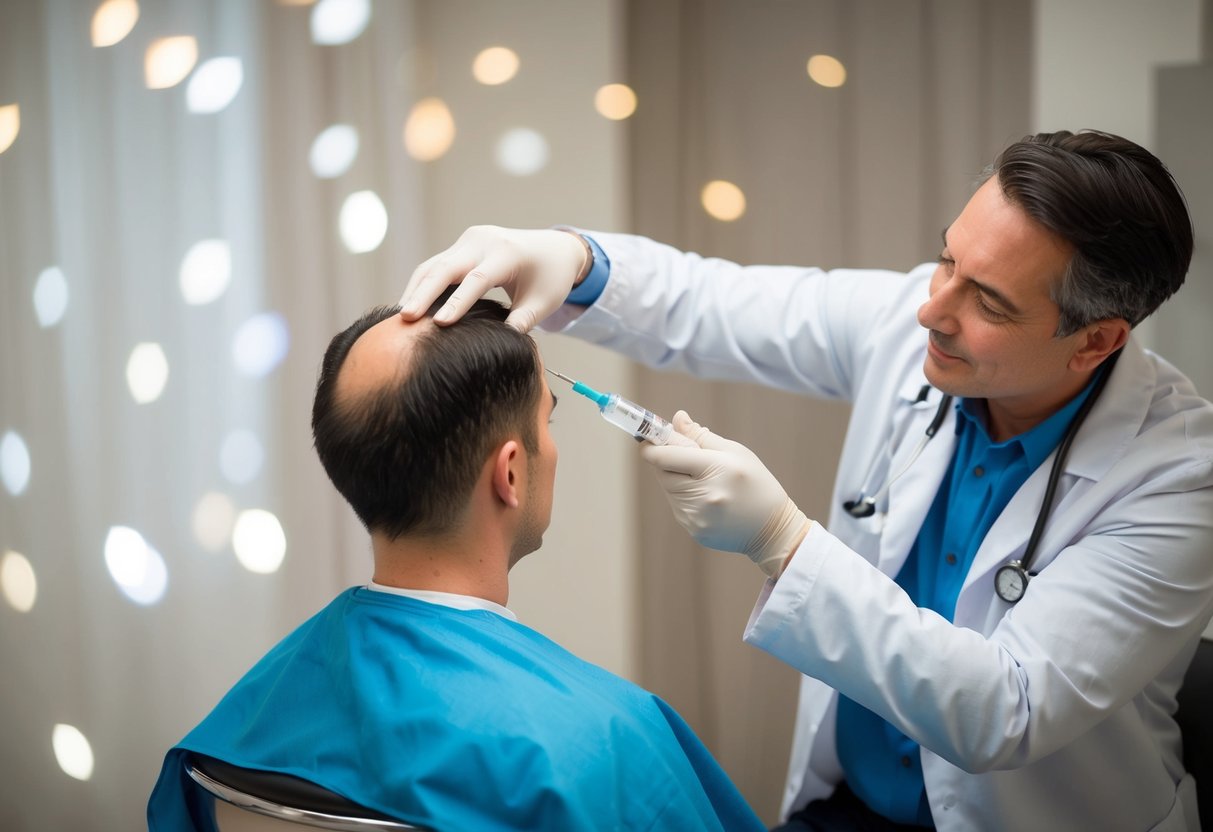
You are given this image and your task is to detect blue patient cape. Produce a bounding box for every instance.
[148,587,763,831]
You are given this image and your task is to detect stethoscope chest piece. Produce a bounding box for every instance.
[843,497,877,518]
[995,561,1029,604]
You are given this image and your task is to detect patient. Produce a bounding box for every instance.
[148,296,763,831]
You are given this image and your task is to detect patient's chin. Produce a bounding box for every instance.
[510,530,544,566]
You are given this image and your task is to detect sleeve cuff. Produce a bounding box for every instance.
[564,234,611,306]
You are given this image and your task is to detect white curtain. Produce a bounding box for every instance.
[0,1,422,827]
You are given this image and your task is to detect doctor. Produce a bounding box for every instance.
[398,130,1213,830]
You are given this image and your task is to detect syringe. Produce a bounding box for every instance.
[547,369,674,445]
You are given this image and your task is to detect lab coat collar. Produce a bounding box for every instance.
[897,363,935,405]
[879,358,958,576]
[1057,336,1152,482]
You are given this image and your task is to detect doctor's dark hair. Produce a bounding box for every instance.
[311,296,542,539]
[985,130,1193,337]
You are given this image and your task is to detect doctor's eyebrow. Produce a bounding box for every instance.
[939,227,1024,316]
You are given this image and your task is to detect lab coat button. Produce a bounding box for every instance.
[945,553,957,565]
[973,466,985,477]
[899,755,912,768]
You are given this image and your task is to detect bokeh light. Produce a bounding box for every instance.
[1,550,37,613]
[186,57,244,114]
[232,509,286,574]
[310,0,370,46]
[103,526,168,605]
[701,179,747,222]
[1,431,31,497]
[594,83,637,120]
[126,343,169,404]
[52,724,94,781]
[0,104,19,155]
[91,0,139,48]
[309,124,359,178]
[403,98,455,162]
[144,36,198,90]
[495,127,549,176]
[219,429,265,485]
[231,312,290,377]
[33,267,70,327]
[192,492,236,552]
[179,240,232,305]
[472,47,519,85]
[807,54,847,88]
[339,190,388,253]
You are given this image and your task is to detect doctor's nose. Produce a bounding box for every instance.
[912,266,960,332]
[917,276,959,333]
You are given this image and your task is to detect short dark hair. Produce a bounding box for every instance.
[986,130,1193,336]
[311,295,542,539]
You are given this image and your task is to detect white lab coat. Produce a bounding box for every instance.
[543,232,1213,831]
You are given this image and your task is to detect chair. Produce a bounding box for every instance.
[186,753,426,831]
[1177,637,1213,826]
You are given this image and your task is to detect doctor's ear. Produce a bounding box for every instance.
[1070,319,1129,373]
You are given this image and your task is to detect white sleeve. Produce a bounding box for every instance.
[745,455,1213,774]
[541,231,931,403]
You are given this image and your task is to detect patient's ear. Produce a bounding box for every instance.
[491,440,522,508]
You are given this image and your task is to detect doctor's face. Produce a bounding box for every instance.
[916,177,1090,435]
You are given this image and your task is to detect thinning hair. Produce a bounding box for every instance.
[311,295,542,539]
[984,130,1193,336]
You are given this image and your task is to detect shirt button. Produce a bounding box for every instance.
[973,466,985,477]
[945,553,957,565]
[900,755,912,768]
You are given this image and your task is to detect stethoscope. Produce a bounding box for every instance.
[842,350,1121,604]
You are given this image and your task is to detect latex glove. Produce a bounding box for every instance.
[640,411,812,578]
[398,226,588,332]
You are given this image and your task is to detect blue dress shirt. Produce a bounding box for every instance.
[565,234,610,305]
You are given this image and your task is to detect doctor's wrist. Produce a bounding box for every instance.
[748,500,812,579]
[778,522,812,579]
[550,225,594,287]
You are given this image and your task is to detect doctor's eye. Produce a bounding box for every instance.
[974,291,1008,321]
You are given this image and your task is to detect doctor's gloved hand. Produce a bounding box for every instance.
[639,412,812,579]
[398,226,589,332]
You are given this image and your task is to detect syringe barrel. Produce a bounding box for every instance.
[598,394,674,445]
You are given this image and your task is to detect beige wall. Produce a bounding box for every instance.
[1033,0,1203,149]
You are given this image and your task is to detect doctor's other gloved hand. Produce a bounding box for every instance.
[639,411,813,579]
[398,226,588,332]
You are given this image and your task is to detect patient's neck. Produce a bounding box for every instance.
[370,527,510,607]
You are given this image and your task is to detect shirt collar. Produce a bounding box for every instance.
[366,582,517,621]
[955,370,1102,469]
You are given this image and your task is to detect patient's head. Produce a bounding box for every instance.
[311,296,553,553]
